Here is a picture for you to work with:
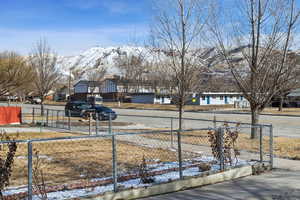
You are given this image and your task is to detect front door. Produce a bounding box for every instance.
[225,96,228,104]
[206,96,210,105]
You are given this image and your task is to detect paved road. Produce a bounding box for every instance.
[3,103,300,138]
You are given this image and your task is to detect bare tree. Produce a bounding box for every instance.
[0,51,33,98]
[210,0,300,138]
[29,39,61,115]
[151,0,210,130]
[114,48,149,93]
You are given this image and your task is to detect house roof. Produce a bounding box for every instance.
[74,80,102,87]
[287,88,300,97]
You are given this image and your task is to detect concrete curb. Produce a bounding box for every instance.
[81,165,254,200]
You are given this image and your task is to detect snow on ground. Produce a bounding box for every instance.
[3,156,254,200]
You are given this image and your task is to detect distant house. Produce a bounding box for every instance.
[72,78,248,106]
[286,88,300,107]
[271,88,300,108]
[74,79,118,95]
[198,92,245,105]
[74,80,102,94]
[131,93,171,104]
[53,86,69,101]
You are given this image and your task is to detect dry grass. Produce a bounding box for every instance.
[262,107,300,115]
[104,102,233,111]
[38,100,234,111]
[142,130,300,160]
[238,107,300,115]
[1,132,177,187]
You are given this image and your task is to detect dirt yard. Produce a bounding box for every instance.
[141,129,300,160]
[1,132,177,187]
[42,100,234,111]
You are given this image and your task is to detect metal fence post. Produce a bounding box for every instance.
[56,110,59,128]
[112,134,118,192]
[27,141,33,200]
[68,110,71,130]
[109,113,112,134]
[269,125,274,168]
[95,112,99,135]
[46,109,49,126]
[217,127,225,171]
[177,129,183,179]
[259,125,263,163]
[89,113,92,135]
[32,107,35,124]
[213,114,217,129]
[51,110,54,127]
[170,117,174,148]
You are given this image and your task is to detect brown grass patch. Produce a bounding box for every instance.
[1,132,177,187]
[238,107,300,115]
[142,130,300,160]
[104,102,233,111]
[35,101,234,111]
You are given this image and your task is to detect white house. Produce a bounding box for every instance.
[198,92,246,105]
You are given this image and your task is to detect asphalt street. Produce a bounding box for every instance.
[3,103,300,138]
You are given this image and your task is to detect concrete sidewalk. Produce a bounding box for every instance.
[141,157,300,200]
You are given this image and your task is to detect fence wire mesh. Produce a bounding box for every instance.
[1,109,274,199]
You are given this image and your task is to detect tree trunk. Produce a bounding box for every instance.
[40,98,44,116]
[250,107,260,139]
[279,95,284,111]
[179,103,183,131]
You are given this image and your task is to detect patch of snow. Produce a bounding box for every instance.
[4,156,256,200]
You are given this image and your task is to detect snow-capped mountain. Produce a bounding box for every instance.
[57,46,153,77]
[57,45,300,79]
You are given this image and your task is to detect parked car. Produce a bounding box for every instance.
[32,97,42,104]
[65,101,93,117]
[65,101,117,120]
[92,105,117,120]
[25,97,42,104]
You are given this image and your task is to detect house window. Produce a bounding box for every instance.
[220,96,224,100]
[212,96,216,99]
[202,96,205,100]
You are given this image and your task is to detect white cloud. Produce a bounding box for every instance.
[0,25,148,56]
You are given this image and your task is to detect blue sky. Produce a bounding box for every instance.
[0,0,153,55]
[1,0,299,55]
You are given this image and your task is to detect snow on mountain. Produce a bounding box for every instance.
[57,45,300,79]
[57,46,152,77]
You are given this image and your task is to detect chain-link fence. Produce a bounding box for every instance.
[1,122,273,200]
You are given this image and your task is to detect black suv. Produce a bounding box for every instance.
[65,101,117,120]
